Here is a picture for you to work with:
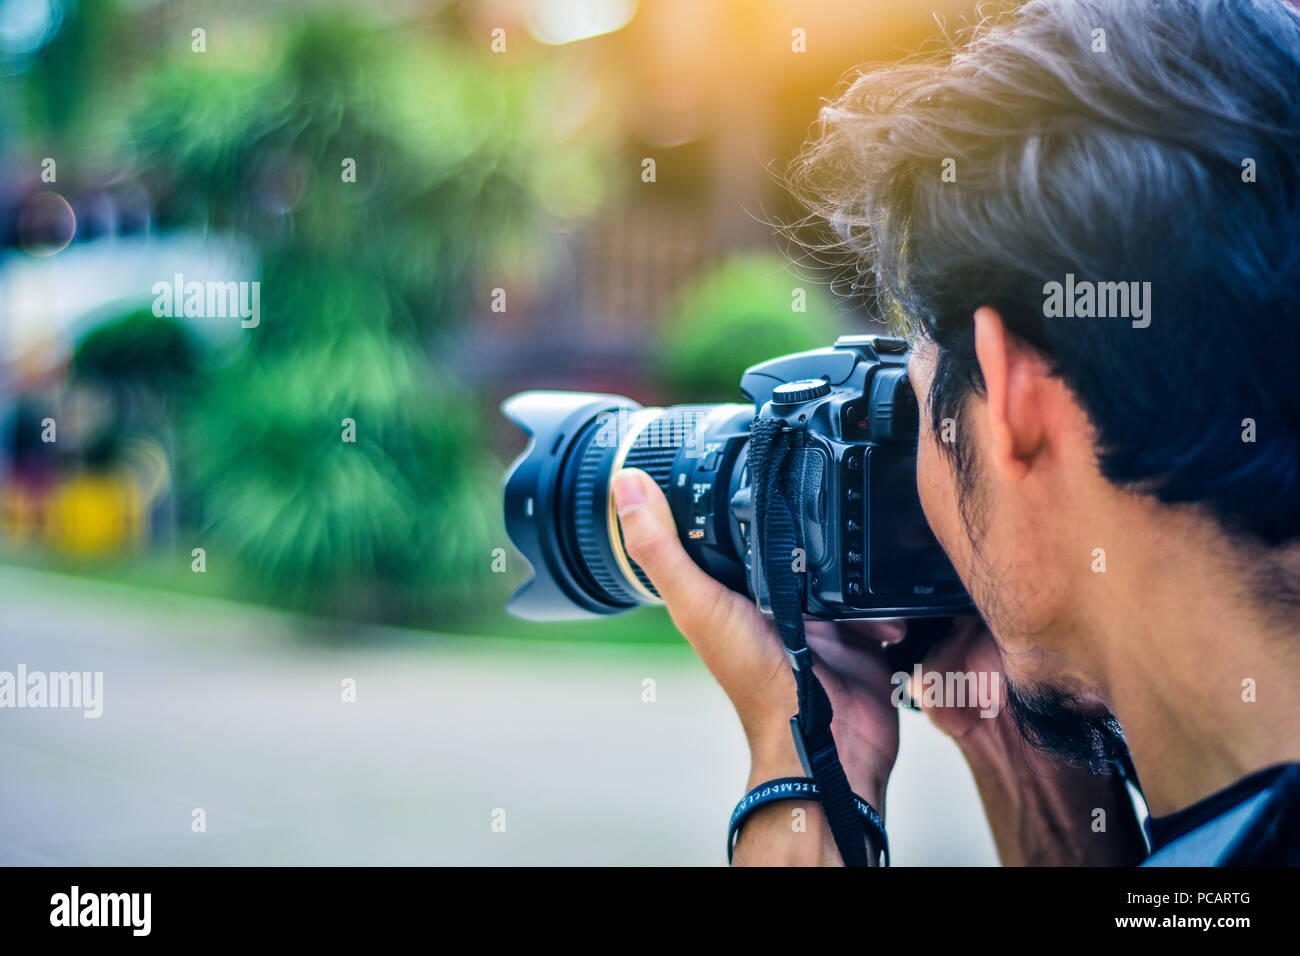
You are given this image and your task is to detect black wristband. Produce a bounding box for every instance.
[727,776,889,866]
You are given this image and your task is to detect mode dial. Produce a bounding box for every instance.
[771,379,831,405]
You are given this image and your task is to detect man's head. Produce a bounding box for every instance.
[797,0,1300,763]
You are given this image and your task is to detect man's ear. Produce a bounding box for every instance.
[972,307,1047,481]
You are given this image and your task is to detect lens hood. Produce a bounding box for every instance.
[501,391,641,620]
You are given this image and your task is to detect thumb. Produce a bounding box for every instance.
[610,468,744,638]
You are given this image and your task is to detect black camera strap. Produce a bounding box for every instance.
[747,417,876,867]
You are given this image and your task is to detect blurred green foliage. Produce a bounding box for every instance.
[656,254,840,402]
[121,18,590,333]
[16,9,605,623]
[113,16,592,620]
[177,288,497,617]
[74,311,201,399]
[9,5,836,639]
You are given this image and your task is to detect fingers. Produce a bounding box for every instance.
[612,468,799,738]
[920,615,996,674]
[610,467,766,654]
[806,627,893,687]
[907,616,1006,728]
[831,619,908,646]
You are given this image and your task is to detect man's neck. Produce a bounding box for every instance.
[1082,515,1300,817]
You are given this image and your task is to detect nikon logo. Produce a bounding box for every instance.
[50,886,151,936]
[1042,273,1151,328]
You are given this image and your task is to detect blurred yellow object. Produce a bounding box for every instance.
[44,473,145,557]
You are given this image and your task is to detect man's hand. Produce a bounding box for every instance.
[611,467,900,865]
[915,617,1147,865]
[906,615,1005,744]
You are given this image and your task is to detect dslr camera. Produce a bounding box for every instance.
[501,335,971,628]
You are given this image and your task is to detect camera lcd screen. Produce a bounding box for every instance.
[865,447,963,596]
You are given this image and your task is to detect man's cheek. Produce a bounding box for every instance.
[916,435,958,557]
[915,431,938,521]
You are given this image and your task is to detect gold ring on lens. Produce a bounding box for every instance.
[607,408,666,604]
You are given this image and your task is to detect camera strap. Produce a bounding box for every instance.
[748,417,876,867]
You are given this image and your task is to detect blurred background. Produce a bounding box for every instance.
[0,0,995,864]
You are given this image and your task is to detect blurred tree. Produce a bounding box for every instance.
[11,0,120,143]
[74,310,201,399]
[179,309,497,617]
[69,311,205,553]
[107,13,601,620]
[656,254,842,402]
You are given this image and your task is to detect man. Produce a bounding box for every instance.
[610,0,1300,865]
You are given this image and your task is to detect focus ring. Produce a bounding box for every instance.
[572,413,641,606]
[622,443,675,597]
[619,406,715,597]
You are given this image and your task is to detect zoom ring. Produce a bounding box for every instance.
[620,406,714,598]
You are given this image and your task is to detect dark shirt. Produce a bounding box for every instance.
[1142,762,1300,865]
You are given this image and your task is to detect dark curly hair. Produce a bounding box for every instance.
[792,0,1300,548]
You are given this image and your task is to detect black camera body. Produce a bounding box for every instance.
[735,334,970,619]
[501,334,971,623]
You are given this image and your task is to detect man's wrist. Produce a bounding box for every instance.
[737,744,846,866]
[741,720,890,868]
[731,798,844,866]
[747,720,890,810]
[746,725,805,789]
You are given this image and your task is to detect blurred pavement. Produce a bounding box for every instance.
[0,567,996,865]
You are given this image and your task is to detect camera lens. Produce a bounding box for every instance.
[502,393,751,620]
